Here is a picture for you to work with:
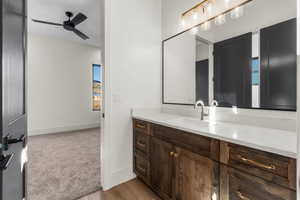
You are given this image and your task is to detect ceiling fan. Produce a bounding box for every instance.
[32,11,89,40]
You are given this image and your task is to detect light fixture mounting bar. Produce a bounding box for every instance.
[181,0,253,29]
[182,0,211,17]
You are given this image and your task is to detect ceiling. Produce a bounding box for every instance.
[28,0,104,48]
[195,0,297,43]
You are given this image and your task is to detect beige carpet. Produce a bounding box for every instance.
[28,128,101,200]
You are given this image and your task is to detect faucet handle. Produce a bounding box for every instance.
[210,100,219,107]
[194,100,205,109]
[195,100,205,106]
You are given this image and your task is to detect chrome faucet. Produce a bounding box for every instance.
[194,100,206,120]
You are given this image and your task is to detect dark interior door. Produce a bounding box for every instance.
[260,18,297,111]
[196,59,209,105]
[0,0,27,199]
[214,33,252,108]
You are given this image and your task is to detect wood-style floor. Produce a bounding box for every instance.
[78,179,160,200]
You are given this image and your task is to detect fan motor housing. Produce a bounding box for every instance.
[63,21,75,31]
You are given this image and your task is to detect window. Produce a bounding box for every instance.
[251,57,260,108]
[251,57,260,85]
[93,64,102,111]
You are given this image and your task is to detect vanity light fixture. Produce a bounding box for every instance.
[181,0,252,29]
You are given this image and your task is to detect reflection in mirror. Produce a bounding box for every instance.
[163,0,297,111]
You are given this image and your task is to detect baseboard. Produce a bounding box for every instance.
[28,123,100,136]
[102,167,136,191]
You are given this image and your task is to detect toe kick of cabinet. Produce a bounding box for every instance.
[132,119,297,200]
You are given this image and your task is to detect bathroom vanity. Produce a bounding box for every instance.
[135,0,298,199]
[132,112,297,200]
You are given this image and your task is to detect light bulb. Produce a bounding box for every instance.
[214,14,226,25]
[192,11,198,20]
[206,3,212,15]
[181,18,186,27]
[190,27,199,35]
[212,192,218,200]
[225,0,230,7]
[201,21,211,31]
[231,6,244,19]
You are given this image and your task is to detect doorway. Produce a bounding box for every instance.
[27,0,104,199]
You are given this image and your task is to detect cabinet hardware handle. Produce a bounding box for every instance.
[137,165,147,173]
[236,191,250,200]
[136,124,146,129]
[170,152,174,156]
[237,155,276,170]
[137,141,146,148]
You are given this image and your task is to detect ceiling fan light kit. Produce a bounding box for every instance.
[32,11,89,40]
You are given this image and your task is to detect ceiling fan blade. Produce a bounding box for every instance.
[32,19,63,26]
[71,13,87,25]
[73,28,89,40]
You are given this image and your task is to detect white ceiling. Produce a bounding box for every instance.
[28,0,104,48]
[195,0,297,43]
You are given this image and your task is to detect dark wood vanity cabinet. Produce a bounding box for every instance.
[220,165,296,200]
[220,142,296,190]
[174,147,219,200]
[133,119,296,200]
[150,137,174,200]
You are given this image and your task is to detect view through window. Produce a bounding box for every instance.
[93,64,102,111]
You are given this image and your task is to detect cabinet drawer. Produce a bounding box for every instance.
[134,130,150,157]
[153,125,219,161]
[220,142,296,190]
[133,119,150,135]
[134,152,150,185]
[220,165,296,200]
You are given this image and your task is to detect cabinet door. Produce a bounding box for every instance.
[220,165,296,200]
[150,137,174,200]
[174,147,219,200]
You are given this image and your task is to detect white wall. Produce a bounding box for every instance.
[196,41,209,61]
[164,32,196,104]
[102,0,162,190]
[28,34,102,136]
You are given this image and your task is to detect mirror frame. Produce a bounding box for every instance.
[161,25,297,112]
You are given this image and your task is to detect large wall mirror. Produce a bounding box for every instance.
[163,0,297,111]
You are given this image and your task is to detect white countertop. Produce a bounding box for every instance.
[132,110,297,159]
